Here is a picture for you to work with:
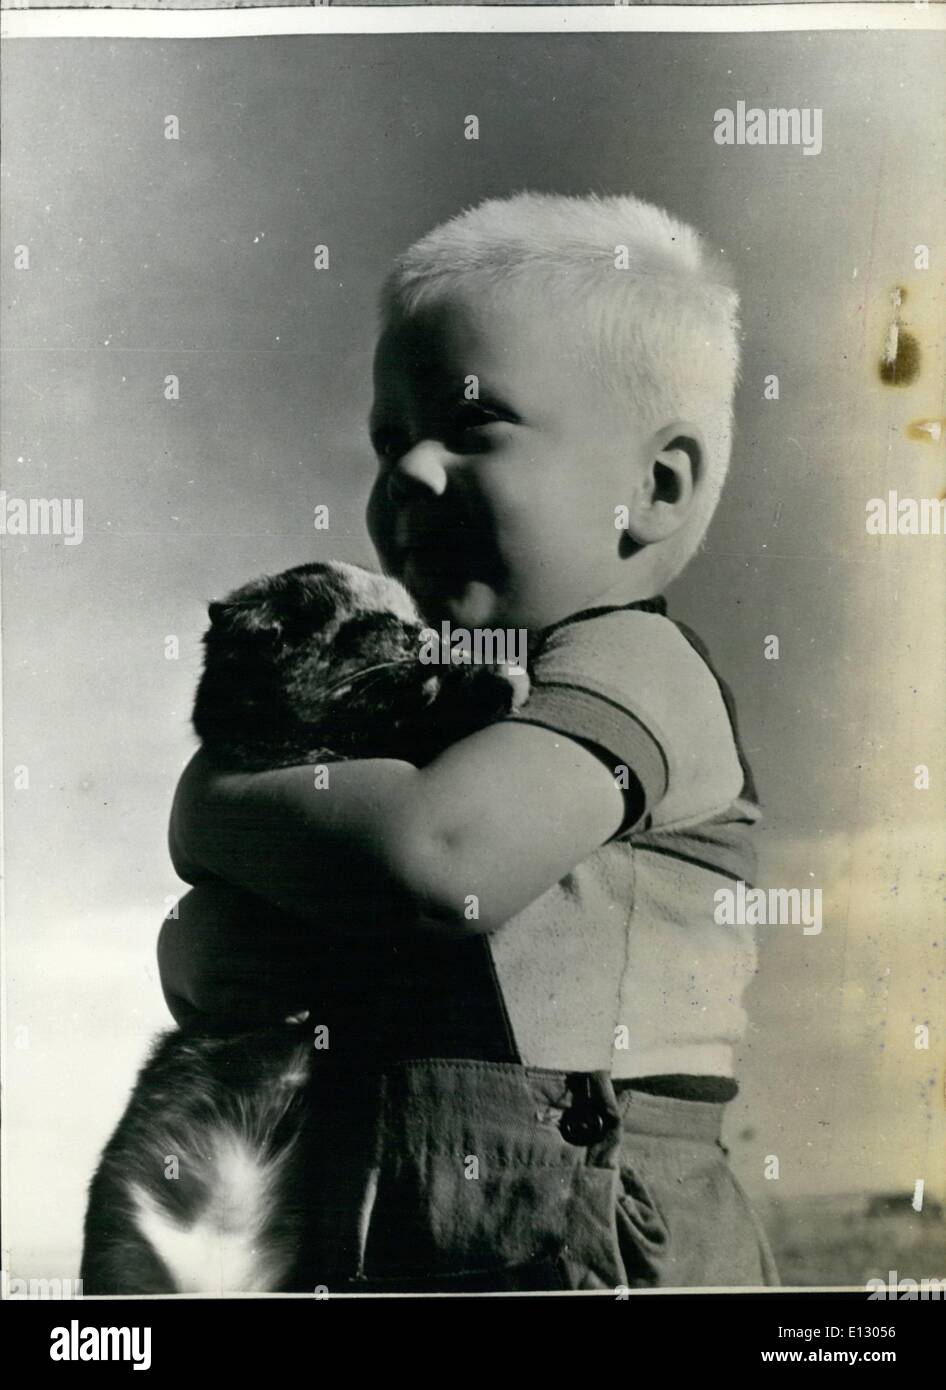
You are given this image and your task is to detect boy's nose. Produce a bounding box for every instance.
[387,440,450,501]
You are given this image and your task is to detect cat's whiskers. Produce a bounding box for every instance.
[318,657,419,702]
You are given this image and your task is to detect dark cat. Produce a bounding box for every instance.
[80,561,528,1294]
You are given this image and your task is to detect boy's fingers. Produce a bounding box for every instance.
[159,882,329,1025]
[157,913,195,1011]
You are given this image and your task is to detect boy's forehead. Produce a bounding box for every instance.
[372,285,576,398]
[378,290,503,362]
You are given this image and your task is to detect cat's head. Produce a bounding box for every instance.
[193,561,438,768]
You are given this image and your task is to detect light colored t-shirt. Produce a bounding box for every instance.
[490,600,761,1078]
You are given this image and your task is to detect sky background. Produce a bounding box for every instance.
[2,29,944,1281]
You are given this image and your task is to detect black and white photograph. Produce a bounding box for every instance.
[2,0,944,1338]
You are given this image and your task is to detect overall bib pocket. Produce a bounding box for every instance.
[359,1061,583,1284]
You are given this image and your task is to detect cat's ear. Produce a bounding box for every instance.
[207,598,283,639]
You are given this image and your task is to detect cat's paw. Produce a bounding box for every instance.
[458,661,530,716]
[486,662,531,711]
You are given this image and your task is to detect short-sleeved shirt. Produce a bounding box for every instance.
[488,598,761,1079]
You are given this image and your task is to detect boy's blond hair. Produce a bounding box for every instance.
[381,191,740,586]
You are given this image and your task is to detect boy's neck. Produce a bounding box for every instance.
[533,593,667,648]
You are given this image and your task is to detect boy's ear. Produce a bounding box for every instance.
[623,424,704,546]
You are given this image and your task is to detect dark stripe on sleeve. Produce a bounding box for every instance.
[507,682,669,822]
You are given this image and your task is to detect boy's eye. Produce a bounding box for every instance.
[454,402,501,426]
[446,402,506,444]
[371,404,512,463]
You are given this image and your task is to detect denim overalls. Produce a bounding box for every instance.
[286,934,779,1293]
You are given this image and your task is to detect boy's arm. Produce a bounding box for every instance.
[170,721,632,939]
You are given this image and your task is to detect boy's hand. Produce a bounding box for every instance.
[158,881,316,1026]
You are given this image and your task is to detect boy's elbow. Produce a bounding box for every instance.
[382,823,501,939]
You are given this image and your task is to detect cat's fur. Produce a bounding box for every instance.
[80,561,528,1294]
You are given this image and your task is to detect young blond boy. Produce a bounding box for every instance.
[160,192,778,1290]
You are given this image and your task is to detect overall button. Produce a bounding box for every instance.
[560,1108,608,1146]
[559,1071,622,1147]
